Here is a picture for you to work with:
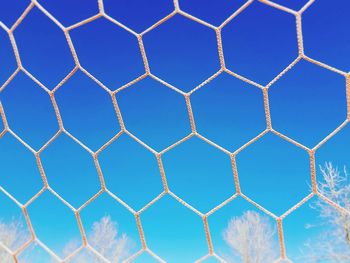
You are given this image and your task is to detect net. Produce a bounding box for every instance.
[0,0,349,262]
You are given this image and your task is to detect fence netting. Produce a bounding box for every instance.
[0,0,349,262]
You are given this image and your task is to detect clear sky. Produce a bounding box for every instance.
[0,0,350,262]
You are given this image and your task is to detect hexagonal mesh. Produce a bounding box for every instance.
[0,0,349,262]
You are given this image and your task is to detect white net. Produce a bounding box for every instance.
[0,0,349,262]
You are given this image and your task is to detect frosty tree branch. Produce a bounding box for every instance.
[223,210,277,263]
[0,219,29,263]
[64,215,131,263]
[304,162,350,262]
[0,216,130,263]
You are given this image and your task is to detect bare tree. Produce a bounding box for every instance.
[303,162,350,262]
[223,210,277,263]
[0,219,29,263]
[65,215,131,263]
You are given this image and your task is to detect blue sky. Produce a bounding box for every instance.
[1,0,350,262]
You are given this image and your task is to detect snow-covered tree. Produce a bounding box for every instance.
[304,162,350,262]
[64,215,130,263]
[0,219,29,263]
[223,210,277,263]
[0,215,130,262]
